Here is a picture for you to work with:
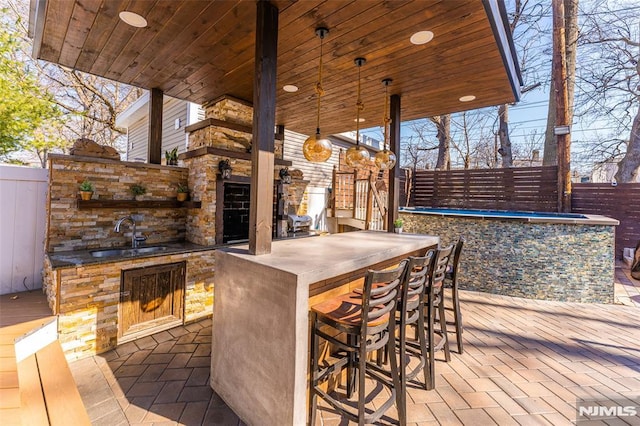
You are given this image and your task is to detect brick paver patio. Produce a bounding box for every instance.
[69,284,640,425]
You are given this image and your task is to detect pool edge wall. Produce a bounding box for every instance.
[401,211,616,303]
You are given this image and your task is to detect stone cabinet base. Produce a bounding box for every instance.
[43,249,215,360]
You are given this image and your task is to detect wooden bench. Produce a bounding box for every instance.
[0,316,90,425]
[18,340,91,426]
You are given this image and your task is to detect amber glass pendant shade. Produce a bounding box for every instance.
[375,78,397,170]
[303,131,333,162]
[345,145,370,168]
[345,57,370,169]
[374,149,397,169]
[303,27,332,163]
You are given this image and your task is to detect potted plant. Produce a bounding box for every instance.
[129,183,147,201]
[79,179,94,201]
[176,183,189,202]
[393,218,404,233]
[165,147,178,166]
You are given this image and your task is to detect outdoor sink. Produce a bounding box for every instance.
[90,246,168,258]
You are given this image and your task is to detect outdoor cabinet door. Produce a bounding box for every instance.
[119,261,185,338]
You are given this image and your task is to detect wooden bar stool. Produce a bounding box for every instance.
[444,237,465,354]
[308,261,408,426]
[422,244,454,389]
[395,252,436,408]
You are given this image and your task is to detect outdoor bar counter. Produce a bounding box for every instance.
[210,230,439,425]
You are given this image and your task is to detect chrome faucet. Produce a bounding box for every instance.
[114,216,146,248]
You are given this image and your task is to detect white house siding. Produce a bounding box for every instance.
[126,116,148,161]
[125,97,190,161]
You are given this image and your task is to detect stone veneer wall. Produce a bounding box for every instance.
[47,155,189,251]
[189,96,284,159]
[400,212,615,303]
[43,250,215,360]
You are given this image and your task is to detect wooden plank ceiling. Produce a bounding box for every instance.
[35,0,518,136]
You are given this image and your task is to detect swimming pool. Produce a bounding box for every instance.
[400,207,590,222]
[399,207,618,303]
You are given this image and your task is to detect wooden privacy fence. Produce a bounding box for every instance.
[411,166,558,212]
[572,183,640,259]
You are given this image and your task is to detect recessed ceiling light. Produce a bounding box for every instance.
[354,118,366,123]
[119,11,147,28]
[283,85,299,92]
[410,30,434,45]
[459,95,476,102]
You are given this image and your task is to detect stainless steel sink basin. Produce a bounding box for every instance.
[90,246,168,258]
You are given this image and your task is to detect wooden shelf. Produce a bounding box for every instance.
[179,146,292,166]
[77,199,202,209]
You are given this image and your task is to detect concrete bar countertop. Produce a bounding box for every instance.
[211,230,439,426]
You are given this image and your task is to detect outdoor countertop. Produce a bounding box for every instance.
[46,241,218,269]
[46,233,320,270]
[217,230,439,285]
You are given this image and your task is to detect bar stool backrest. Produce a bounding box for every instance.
[432,244,455,288]
[361,260,408,337]
[399,251,436,318]
[448,237,465,283]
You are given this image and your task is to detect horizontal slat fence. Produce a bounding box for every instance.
[411,166,558,212]
[572,183,640,259]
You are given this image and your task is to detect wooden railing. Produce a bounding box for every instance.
[331,167,387,230]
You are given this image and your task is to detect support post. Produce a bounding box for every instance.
[249,0,278,255]
[387,94,401,232]
[148,88,163,164]
[552,0,571,212]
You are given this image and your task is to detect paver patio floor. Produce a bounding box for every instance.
[69,287,640,425]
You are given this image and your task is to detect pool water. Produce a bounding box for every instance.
[401,207,587,219]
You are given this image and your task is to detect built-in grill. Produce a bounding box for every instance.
[287,214,312,235]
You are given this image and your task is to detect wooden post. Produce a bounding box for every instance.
[148,88,163,164]
[387,94,401,232]
[352,170,358,219]
[552,0,571,212]
[249,0,278,255]
[365,171,373,230]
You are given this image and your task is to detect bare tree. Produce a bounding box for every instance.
[39,64,143,150]
[500,0,549,167]
[4,0,142,164]
[401,121,439,170]
[430,115,451,170]
[575,0,640,182]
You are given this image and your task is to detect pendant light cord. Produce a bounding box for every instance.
[315,33,325,134]
[383,82,391,151]
[355,63,363,146]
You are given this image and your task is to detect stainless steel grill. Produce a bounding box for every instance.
[287,214,312,234]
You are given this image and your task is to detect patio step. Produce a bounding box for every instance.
[18,340,91,426]
[0,314,90,425]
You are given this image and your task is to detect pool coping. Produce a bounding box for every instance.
[400,208,619,226]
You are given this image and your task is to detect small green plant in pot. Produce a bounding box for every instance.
[393,218,404,233]
[129,183,147,200]
[79,179,94,201]
[176,183,189,202]
[165,147,178,166]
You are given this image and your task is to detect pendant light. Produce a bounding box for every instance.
[345,57,371,169]
[374,78,397,170]
[302,27,332,163]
